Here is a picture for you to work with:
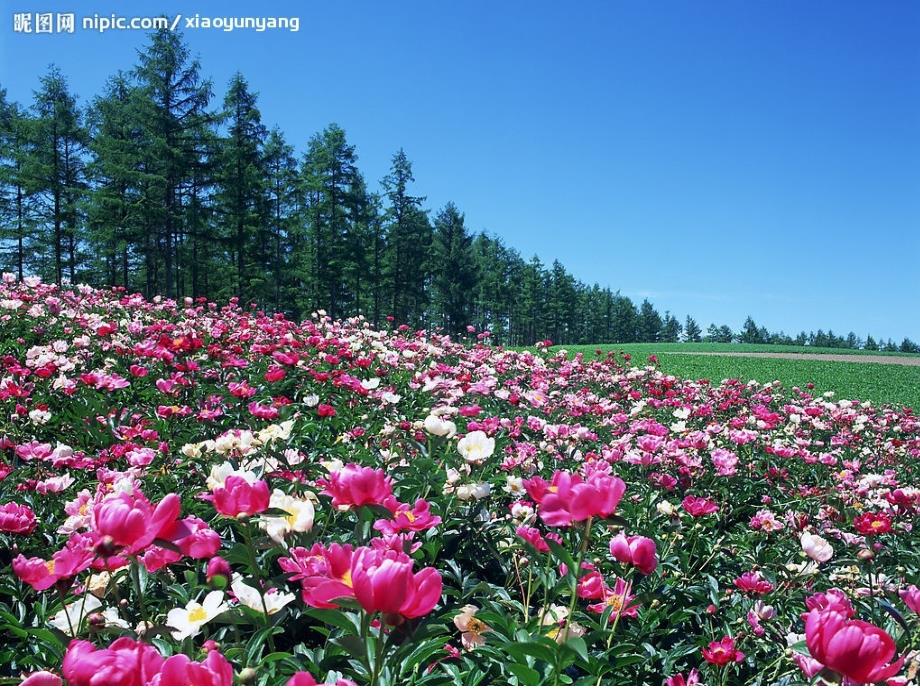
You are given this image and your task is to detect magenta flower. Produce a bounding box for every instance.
[609,534,658,575]
[211,475,270,517]
[319,464,393,508]
[805,607,903,684]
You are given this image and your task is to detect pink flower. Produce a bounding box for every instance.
[0,502,36,534]
[733,571,773,596]
[586,577,639,620]
[805,588,855,617]
[516,526,561,554]
[13,536,94,591]
[206,557,232,586]
[18,671,62,686]
[373,497,441,535]
[701,635,745,666]
[805,607,903,684]
[681,496,719,518]
[664,668,701,685]
[524,470,626,526]
[319,464,393,508]
[351,546,442,620]
[279,543,356,609]
[167,516,222,559]
[286,671,355,686]
[62,638,164,686]
[901,585,920,615]
[150,651,233,686]
[609,534,658,575]
[211,475,270,517]
[93,491,181,553]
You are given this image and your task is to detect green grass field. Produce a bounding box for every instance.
[541,343,920,410]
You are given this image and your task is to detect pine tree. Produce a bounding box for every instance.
[215,73,267,304]
[637,299,662,342]
[262,127,299,310]
[382,149,428,324]
[431,202,477,335]
[134,29,213,297]
[684,315,702,342]
[0,89,35,280]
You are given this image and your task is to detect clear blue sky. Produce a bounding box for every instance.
[2,0,918,340]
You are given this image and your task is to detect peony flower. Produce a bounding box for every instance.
[524,470,626,526]
[586,577,639,621]
[150,650,233,686]
[350,546,443,620]
[62,638,164,686]
[286,671,356,686]
[319,464,393,508]
[664,668,701,686]
[424,415,457,438]
[165,591,228,641]
[260,489,315,544]
[800,532,833,563]
[457,430,495,464]
[211,475,270,518]
[0,502,36,534]
[19,671,63,685]
[701,635,745,666]
[853,511,892,536]
[93,491,181,554]
[231,574,295,615]
[279,543,356,609]
[48,595,103,635]
[733,571,774,596]
[681,496,719,518]
[805,607,903,684]
[609,534,658,575]
[901,585,920,615]
[373,497,441,535]
[453,604,492,650]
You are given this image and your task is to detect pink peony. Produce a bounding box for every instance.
[62,638,164,686]
[609,533,658,575]
[524,470,626,526]
[211,475,270,517]
[319,464,393,508]
[150,651,233,686]
[681,496,719,517]
[93,491,181,553]
[805,607,903,684]
[701,635,744,666]
[0,502,36,534]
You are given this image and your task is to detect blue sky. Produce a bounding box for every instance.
[1,0,918,340]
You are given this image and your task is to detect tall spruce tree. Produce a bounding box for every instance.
[431,202,477,335]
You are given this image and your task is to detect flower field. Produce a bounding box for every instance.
[0,277,918,686]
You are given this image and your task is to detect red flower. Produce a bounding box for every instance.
[151,651,233,686]
[317,403,337,418]
[701,635,745,666]
[853,511,892,536]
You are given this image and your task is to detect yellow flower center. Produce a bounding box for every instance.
[871,520,884,529]
[187,605,208,624]
[45,560,55,575]
[341,570,353,588]
[401,510,416,523]
[468,617,486,634]
[606,594,624,611]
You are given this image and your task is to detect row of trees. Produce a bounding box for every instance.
[1,30,915,350]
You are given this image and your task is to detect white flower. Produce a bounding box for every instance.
[48,595,103,635]
[165,591,227,641]
[503,476,524,495]
[456,482,491,501]
[260,489,315,544]
[800,532,834,563]
[231,575,295,615]
[29,409,51,425]
[304,394,320,407]
[424,415,457,438]
[361,377,380,390]
[206,462,257,491]
[457,431,495,464]
[656,500,675,517]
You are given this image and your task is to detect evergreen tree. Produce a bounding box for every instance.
[684,315,702,342]
[0,89,35,280]
[431,202,477,335]
[637,299,662,342]
[28,66,87,283]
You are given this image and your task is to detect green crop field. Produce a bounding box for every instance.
[536,343,920,410]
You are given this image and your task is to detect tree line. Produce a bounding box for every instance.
[1,30,916,352]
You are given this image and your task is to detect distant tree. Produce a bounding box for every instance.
[637,299,662,342]
[0,89,35,281]
[610,294,639,343]
[740,316,762,344]
[684,316,702,342]
[660,311,681,342]
[28,66,88,283]
[900,338,920,354]
[865,334,878,351]
[430,202,477,335]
